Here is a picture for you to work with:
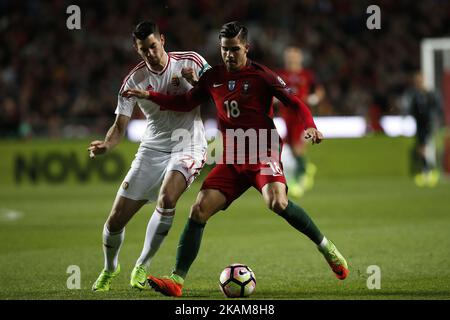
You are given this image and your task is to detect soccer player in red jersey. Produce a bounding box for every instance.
[123,21,348,297]
[277,46,325,197]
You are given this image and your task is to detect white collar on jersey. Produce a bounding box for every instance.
[145,52,170,75]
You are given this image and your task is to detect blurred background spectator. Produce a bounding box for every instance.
[1,0,449,138]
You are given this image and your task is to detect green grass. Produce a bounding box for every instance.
[0,136,450,299]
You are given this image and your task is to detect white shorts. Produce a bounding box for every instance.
[117,145,206,203]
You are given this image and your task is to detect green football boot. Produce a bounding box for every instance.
[426,170,440,187]
[130,265,147,290]
[318,240,349,280]
[287,179,305,198]
[305,162,317,190]
[92,264,121,292]
[414,173,426,187]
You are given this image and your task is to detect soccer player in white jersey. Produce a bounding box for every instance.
[89,21,210,291]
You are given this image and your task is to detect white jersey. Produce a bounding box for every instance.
[116,51,210,152]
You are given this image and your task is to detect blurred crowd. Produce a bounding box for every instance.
[1,0,449,138]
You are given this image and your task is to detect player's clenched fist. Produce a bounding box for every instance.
[122,89,150,99]
[181,67,198,86]
[304,128,323,145]
[88,140,109,158]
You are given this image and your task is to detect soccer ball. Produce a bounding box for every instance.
[219,263,256,298]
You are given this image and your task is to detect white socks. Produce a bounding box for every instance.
[103,225,125,272]
[136,207,175,268]
[319,236,329,249]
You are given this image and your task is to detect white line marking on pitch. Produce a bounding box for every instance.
[0,209,24,222]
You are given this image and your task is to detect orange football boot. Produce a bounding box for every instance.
[147,275,183,297]
[318,239,349,280]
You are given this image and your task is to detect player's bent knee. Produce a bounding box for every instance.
[105,217,124,233]
[189,203,210,224]
[157,192,178,209]
[106,207,127,232]
[268,198,288,214]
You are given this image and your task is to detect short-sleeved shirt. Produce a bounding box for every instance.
[116,51,210,152]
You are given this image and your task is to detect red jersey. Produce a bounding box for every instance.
[276,69,316,146]
[146,60,316,163]
[276,69,315,101]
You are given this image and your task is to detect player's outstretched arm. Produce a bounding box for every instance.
[122,86,206,112]
[273,87,323,144]
[288,96,323,144]
[87,114,130,158]
[266,70,323,144]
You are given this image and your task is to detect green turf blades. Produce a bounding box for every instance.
[1,137,450,299]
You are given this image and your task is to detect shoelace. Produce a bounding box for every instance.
[326,247,342,265]
[96,271,113,286]
[136,267,146,278]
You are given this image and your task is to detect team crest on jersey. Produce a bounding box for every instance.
[228,80,236,91]
[146,84,154,91]
[277,76,287,87]
[171,76,180,87]
[242,81,250,94]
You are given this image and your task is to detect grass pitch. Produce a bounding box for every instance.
[1,136,449,300]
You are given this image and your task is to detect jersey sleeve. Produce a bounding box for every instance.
[191,52,211,78]
[264,68,316,129]
[146,70,211,112]
[115,76,137,117]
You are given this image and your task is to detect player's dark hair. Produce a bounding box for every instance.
[133,21,160,42]
[219,21,248,43]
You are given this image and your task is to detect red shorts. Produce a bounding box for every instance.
[201,161,287,209]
